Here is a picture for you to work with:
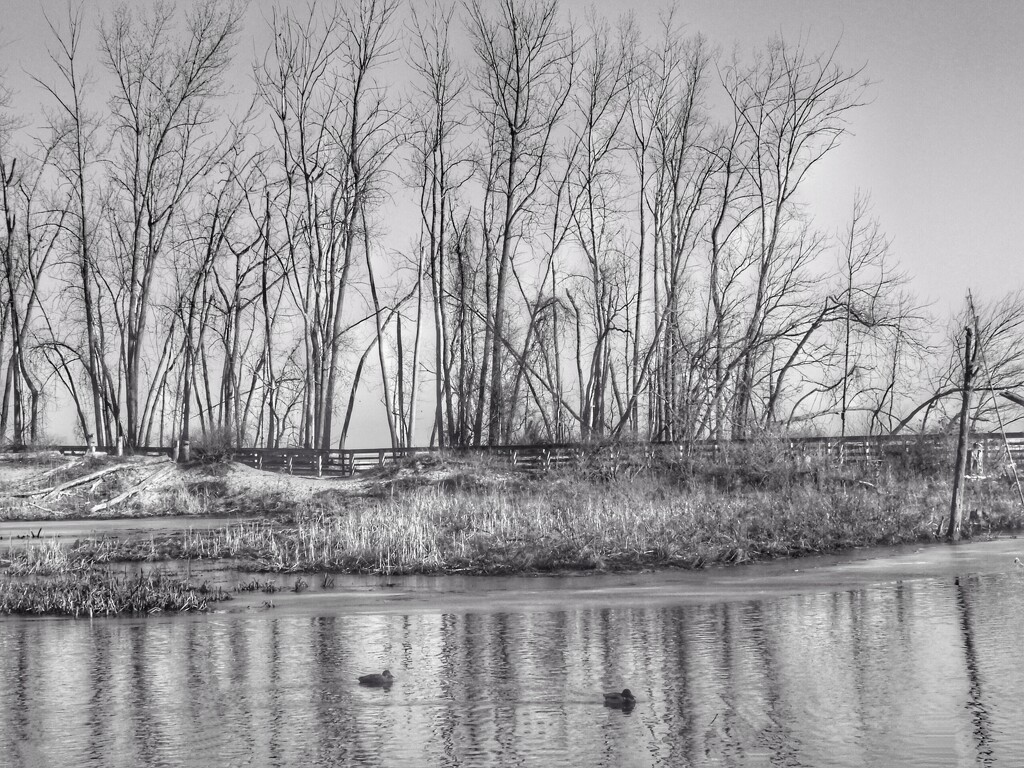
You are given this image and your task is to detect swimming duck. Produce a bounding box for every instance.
[603,689,636,709]
[358,670,395,687]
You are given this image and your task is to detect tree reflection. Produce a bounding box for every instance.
[0,571,1022,767]
[955,576,995,767]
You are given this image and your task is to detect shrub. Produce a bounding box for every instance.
[190,425,237,464]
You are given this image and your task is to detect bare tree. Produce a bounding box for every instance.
[899,293,1024,435]
[700,80,757,441]
[616,12,715,442]
[174,133,266,457]
[98,0,243,447]
[755,195,925,435]
[255,0,400,450]
[723,37,867,437]
[465,0,577,445]
[563,12,634,440]
[0,140,67,444]
[34,6,120,448]
[4,3,968,453]
[406,0,470,446]
[827,194,921,436]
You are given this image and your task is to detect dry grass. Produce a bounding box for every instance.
[28,472,1014,576]
[2,445,1021,577]
[0,570,230,617]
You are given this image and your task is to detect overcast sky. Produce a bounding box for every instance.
[1,0,1020,313]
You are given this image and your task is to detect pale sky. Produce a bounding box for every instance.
[652,0,1024,316]
[1,0,1020,314]
[606,0,1022,317]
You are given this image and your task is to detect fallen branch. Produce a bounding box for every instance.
[2,459,81,496]
[89,465,175,514]
[24,501,55,516]
[9,458,169,499]
[37,458,83,480]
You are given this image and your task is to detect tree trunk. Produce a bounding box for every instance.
[947,326,973,542]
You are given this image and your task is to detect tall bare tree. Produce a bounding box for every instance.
[723,37,867,437]
[564,12,634,440]
[616,13,715,442]
[99,0,243,447]
[256,0,400,450]
[465,0,576,445]
[0,141,67,444]
[407,0,469,447]
[34,6,120,447]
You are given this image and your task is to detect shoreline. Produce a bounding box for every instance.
[218,535,1023,615]
[5,535,1021,619]
[2,451,1022,615]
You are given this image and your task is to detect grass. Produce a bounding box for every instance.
[222,475,1015,574]
[2,444,1021,578]
[10,472,1016,577]
[0,570,231,617]
[4,535,194,574]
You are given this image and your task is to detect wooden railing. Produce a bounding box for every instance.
[44,432,1024,478]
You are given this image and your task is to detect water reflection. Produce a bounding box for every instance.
[1,571,1022,767]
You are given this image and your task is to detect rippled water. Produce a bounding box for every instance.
[1,541,1023,767]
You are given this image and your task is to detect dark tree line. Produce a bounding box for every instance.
[0,0,1013,452]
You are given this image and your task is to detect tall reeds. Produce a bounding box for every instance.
[2,445,1021,579]
[0,570,230,617]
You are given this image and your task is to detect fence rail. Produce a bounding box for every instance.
[37,432,1024,478]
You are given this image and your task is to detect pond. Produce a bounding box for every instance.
[1,538,1022,767]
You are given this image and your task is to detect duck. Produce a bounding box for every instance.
[603,689,636,709]
[358,670,395,687]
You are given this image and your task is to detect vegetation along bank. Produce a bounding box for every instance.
[1,440,1021,616]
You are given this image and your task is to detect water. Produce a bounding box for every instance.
[0,515,260,546]
[1,540,1023,767]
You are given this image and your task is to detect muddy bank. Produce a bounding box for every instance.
[209,536,1024,615]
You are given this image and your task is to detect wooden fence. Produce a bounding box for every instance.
[45,432,1024,479]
